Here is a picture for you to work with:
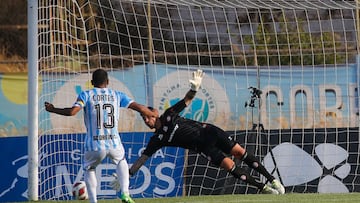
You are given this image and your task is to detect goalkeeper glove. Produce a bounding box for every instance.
[110,173,121,192]
[189,69,205,91]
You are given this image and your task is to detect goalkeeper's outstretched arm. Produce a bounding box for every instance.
[111,155,149,192]
[184,69,204,106]
[129,154,149,176]
[130,69,204,175]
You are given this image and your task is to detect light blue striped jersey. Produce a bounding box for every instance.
[73,88,133,151]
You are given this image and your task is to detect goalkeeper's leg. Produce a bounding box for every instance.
[230,144,274,181]
[217,155,277,194]
[228,162,278,194]
[229,144,285,194]
[241,151,275,182]
[241,151,285,194]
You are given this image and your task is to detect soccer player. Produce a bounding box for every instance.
[129,69,285,195]
[45,69,156,203]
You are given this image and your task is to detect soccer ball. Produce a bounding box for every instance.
[72,181,88,200]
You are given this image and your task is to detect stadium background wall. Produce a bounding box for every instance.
[0,64,359,201]
[1,64,359,136]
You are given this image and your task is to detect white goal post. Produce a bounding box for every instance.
[28,0,38,201]
[29,0,360,200]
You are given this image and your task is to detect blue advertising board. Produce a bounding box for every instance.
[0,133,184,202]
[0,137,28,202]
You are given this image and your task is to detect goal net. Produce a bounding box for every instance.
[34,0,360,200]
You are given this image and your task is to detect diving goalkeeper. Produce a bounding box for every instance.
[129,69,285,194]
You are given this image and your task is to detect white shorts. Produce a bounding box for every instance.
[83,145,125,170]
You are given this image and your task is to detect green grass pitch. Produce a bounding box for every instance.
[28,193,360,203]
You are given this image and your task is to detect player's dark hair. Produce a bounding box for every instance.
[92,69,108,86]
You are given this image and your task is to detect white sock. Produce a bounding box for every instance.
[84,169,97,203]
[116,158,130,195]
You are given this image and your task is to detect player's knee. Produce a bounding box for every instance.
[230,165,249,181]
[231,143,246,158]
[242,152,260,169]
[220,157,235,171]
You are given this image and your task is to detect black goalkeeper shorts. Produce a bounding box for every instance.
[197,124,236,166]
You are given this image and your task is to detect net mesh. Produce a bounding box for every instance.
[36,0,360,199]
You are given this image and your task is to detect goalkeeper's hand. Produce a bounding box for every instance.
[189,69,205,92]
[110,173,121,192]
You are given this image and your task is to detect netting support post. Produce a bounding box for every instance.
[147,0,153,63]
[357,1,360,52]
[28,0,39,201]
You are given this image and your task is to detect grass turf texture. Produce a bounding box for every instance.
[26,193,360,203]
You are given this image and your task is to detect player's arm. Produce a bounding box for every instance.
[183,89,197,106]
[129,102,157,118]
[185,69,205,106]
[111,154,149,191]
[111,153,150,191]
[167,69,205,114]
[44,101,82,116]
[129,154,149,176]
[129,136,162,175]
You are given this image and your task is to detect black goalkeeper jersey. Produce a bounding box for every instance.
[143,99,205,156]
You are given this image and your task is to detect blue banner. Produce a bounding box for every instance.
[0,137,28,202]
[0,133,184,202]
[146,64,359,130]
[0,64,359,136]
[122,132,184,198]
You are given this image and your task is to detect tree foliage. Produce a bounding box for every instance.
[243,12,347,66]
[0,0,27,58]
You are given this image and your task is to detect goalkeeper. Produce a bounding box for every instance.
[127,69,285,195]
